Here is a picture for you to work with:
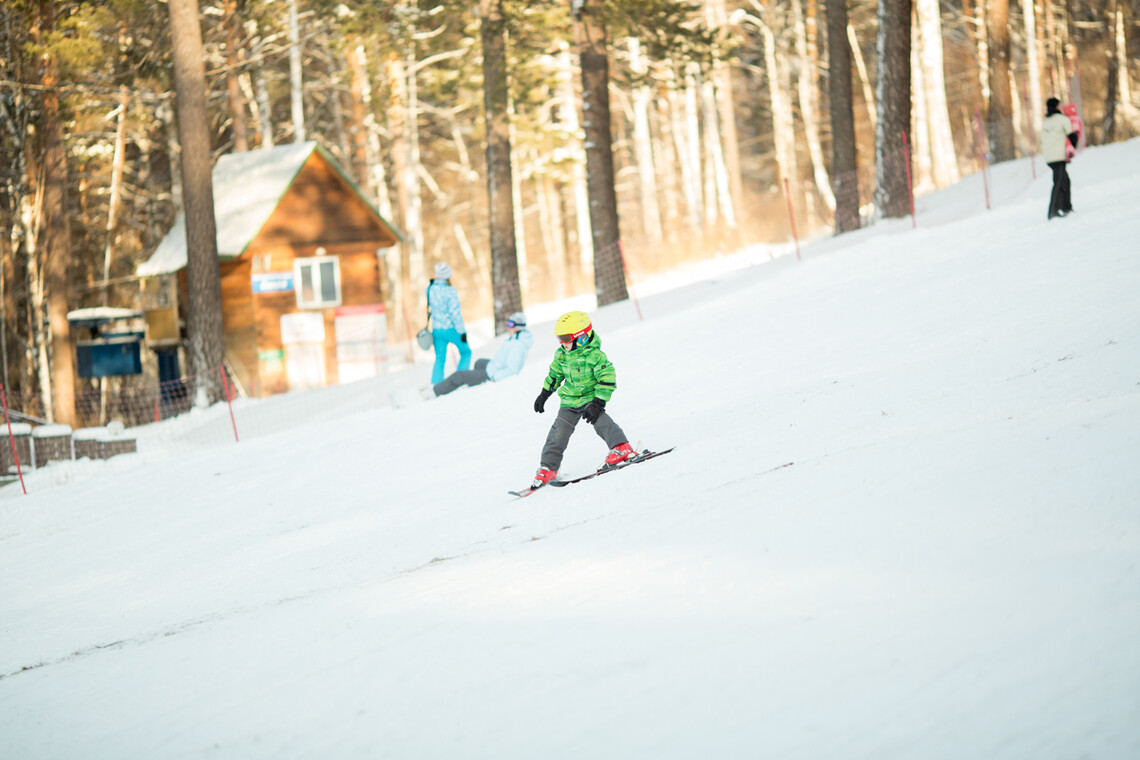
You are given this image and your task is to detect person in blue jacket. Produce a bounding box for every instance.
[428,312,533,397]
[427,262,471,384]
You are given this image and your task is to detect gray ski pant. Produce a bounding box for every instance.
[540,405,628,471]
[433,358,490,396]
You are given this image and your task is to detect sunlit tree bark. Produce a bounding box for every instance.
[826,0,860,233]
[874,0,913,219]
[571,0,627,306]
[480,0,523,332]
[628,38,663,242]
[915,0,959,186]
[987,0,1016,161]
[167,0,225,404]
[29,0,76,424]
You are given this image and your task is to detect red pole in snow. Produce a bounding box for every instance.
[615,240,643,321]
[973,107,992,210]
[783,178,802,261]
[901,130,917,229]
[1,386,27,494]
[220,364,239,443]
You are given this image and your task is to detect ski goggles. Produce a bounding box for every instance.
[558,327,592,349]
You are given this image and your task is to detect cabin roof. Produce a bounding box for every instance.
[137,141,400,276]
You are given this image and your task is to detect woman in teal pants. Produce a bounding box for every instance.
[427,262,471,384]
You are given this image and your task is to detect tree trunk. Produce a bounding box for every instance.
[699,71,718,227]
[665,67,702,231]
[252,34,274,148]
[826,0,860,233]
[701,71,737,230]
[706,0,744,229]
[759,6,798,193]
[509,94,528,295]
[347,42,393,218]
[874,0,913,219]
[102,85,129,305]
[288,0,305,142]
[537,168,568,299]
[571,0,627,306]
[684,66,705,229]
[480,0,523,332]
[1105,0,1135,140]
[30,0,76,425]
[915,0,959,186]
[224,0,248,152]
[628,38,663,243]
[848,23,876,132]
[387,54,413,344]
[347,42,372,194]
[792,0,835,211]
[971,0,990,102]
[910,20,934,191]
[555,44,594,270]
[167,0,225,405]
[987,0,1016,162]
[1021,0,1043,138]
[405,53,426,318]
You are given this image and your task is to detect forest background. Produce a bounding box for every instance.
[1,0,1138,426]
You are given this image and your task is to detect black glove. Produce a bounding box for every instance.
[582,398,606,424]
[534,389,553,413]
[460,333,467,343]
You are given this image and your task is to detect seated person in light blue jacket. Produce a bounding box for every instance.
[429,312,533,397]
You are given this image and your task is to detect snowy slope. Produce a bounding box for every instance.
[2,141,1139,759]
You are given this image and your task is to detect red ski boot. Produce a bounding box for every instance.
[531,467,558,489]
[603,442,636,467]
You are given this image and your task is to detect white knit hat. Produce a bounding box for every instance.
[434,262,452,280]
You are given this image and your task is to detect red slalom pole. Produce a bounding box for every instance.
[901,130,916,228]
[220,364,240,443]
[615,240,643,321]
[973,107,992,210]
[783,178,801,261]
[1,386,27,494]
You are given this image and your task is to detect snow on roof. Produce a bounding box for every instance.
[137,141,319,276]
[66,307,143,325]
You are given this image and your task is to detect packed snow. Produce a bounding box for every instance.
[2,140,1139,759]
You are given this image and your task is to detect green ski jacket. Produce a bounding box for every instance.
[541,335,617,408]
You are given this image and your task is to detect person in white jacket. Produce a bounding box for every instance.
[1041,97,1079,219]
[428,312,534,397]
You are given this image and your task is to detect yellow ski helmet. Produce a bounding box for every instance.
[554,310,593,350]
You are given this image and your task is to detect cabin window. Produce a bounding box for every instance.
[295,256,341,309]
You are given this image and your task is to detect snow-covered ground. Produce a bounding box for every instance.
[2,141,1138,759]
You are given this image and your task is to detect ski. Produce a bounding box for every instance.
[508,483,547,499]
[548,447,675,487]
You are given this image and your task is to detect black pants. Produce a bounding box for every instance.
[1047,161,1072,219]
[433,358,490,396]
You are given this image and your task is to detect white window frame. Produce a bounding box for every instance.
[294,255,342,309]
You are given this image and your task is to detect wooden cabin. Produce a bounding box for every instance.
[138,142,402,396]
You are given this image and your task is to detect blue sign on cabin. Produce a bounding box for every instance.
[76,333,144,378]
[252,272,295,294]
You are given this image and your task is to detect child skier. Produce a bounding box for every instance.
[529,311,636,488]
